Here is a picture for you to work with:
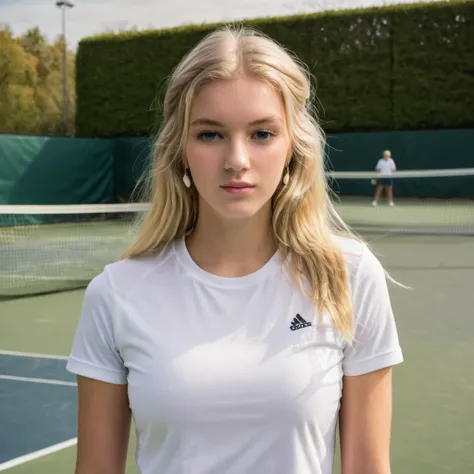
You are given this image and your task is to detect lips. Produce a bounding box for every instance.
[221,185,254,189]
[221,182,253,189]
[220,183,255,195]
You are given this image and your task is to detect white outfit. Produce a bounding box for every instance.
[67,236,403,474]
[376,158,396,175]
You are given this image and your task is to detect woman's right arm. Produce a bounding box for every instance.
[66,270,131,472]
[75,376,131,474]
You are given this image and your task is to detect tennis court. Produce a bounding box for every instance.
[1,199,473,473]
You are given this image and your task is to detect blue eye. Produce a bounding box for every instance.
[253,130,274,140]
[198,131,221,141]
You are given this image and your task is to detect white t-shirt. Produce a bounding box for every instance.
[376,158,396,176]
[67,236,403,474]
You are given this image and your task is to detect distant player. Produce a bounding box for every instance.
[372,150,396,207]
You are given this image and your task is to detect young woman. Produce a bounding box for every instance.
[67,26,403,474]
[372,150,397,207]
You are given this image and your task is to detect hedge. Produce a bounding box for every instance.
[75,0,474,137]
[392,2,474,129]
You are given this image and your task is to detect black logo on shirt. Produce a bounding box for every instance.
[290,314,312,331]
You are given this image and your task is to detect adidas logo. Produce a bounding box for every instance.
[290,314,312,331]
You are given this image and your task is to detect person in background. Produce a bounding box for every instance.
[372,150,396,207]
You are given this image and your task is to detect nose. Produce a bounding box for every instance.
[224,137,250,172]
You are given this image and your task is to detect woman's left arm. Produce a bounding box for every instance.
[339,244,404,474]
[339,367,393,474]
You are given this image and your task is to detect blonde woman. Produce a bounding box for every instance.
[67,26,403,474]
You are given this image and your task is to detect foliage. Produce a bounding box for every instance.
[74,0,474,138]
[0,25,76,135]
[391,2,474,129]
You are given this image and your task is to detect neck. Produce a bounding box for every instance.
[185,204,276,277]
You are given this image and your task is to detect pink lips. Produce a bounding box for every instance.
[222,186,254,195]
[220,181,255,195]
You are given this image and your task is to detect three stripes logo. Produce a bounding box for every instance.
[290,314,312,331]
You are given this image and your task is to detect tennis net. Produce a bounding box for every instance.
[328,168,474,237]
[0,203,148,297]
[1,168,472,297]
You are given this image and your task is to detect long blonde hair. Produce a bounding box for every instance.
[123,26,359,340]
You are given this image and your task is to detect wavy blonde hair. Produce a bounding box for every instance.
[123,26,359,340]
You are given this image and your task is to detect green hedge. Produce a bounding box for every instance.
[75,0,474,137]
[392,2,474,129]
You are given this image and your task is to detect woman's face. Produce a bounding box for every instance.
[184,75,291,223]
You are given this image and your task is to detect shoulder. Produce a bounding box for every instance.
[332,235,366,267]
[333,237,403,375]
[332,235,385,286]
[92,242,176,301]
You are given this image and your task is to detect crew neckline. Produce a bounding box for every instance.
[174,237,282,288]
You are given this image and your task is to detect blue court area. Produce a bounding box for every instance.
[0,353,77,468]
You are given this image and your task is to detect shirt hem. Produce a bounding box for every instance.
[66,356,128,385]
[343,349,404,376]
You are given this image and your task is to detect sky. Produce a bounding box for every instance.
[1,0,442,49]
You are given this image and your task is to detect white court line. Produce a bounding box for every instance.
[0,438,77,471]
[0,351,77,471]
[0,350,69,360]
[1,274,93,281]
[0,375,76,387]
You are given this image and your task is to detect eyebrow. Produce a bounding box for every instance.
[190,116,283,127]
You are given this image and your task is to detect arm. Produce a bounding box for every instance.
[75,376,131,474]
[340,245,403,474]
[66,271,131,473]
[339,367,393,474]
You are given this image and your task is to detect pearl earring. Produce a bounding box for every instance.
[282,168,290,185]
[183,170,191,188]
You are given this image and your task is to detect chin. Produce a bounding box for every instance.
[211,198,271,221]
[217,204,263,220]
[198,194,272,223]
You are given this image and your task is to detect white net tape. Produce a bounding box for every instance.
[325,168,474,179]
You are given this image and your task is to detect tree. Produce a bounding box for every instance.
[0,24,76,135]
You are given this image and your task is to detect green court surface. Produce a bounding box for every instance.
[335,198,474,236]
[1,200,473,473]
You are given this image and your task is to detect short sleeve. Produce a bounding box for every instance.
[342,245,404,376]
[375,159,382,170]
[66,270,128,384]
